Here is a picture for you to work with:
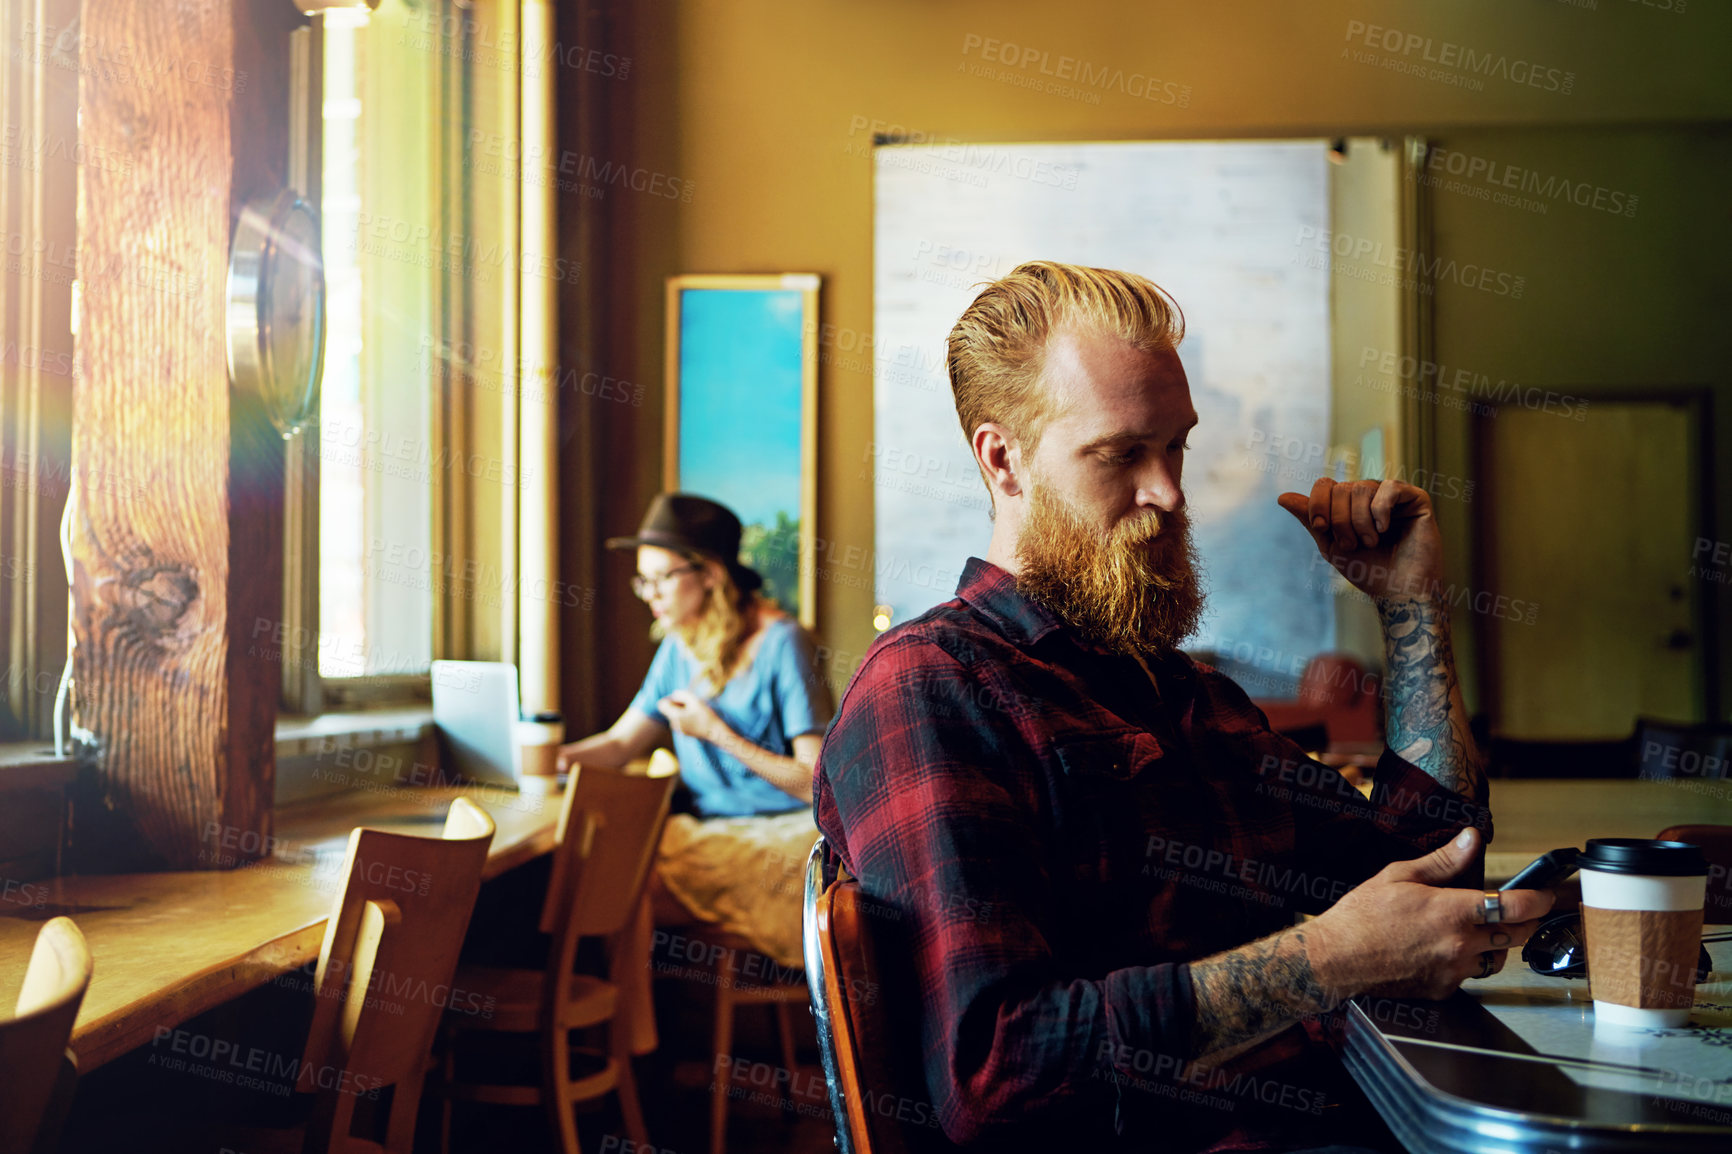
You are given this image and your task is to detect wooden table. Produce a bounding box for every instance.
[3,773,1724,1070]
[1482,778,1732,884]
[0,781,563,1071]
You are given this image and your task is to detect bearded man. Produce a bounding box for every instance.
[812,261,1552,1154]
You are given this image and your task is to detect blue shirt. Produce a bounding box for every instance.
[630,618,833,817]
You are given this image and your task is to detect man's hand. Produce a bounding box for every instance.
[1278,478,1443,600]
[659,689,729,745]
[1188,828,1550,1058]
[1309,827,1554,998]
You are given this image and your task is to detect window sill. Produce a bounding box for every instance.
[274,708,435,805]
[1,716,437,783]
[0,742,80,790]
[274,707,433,760]
[0,744,78,879]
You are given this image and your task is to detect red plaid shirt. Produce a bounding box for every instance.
[814,558,1490,1152]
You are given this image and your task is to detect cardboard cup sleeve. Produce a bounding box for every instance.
[1582,907,1704,1010]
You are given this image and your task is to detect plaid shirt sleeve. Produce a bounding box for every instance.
[814,633,1195,1148]
[1188,663,1494,900]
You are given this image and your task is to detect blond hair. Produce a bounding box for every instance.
[653,556,761,694]
[946,261,1186,464]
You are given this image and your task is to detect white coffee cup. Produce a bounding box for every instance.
[1577,838,1709,1028]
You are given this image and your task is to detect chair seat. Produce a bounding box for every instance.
[450,965,619,1032]
[442,1046,621,1105]
[688,927,807,995]
[729,976,809,1004]
[175,1121,304,1154]
[695,926,810,1154]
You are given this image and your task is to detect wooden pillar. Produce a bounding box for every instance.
[69,0,292,871]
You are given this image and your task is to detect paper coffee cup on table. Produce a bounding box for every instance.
[1578,838,1709,1028]
[517,711,564,778]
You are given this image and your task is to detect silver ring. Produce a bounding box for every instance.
[1480,891,1503,926]
[1476,952,1496,979]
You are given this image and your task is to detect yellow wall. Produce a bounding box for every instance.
[580,0,1732,722]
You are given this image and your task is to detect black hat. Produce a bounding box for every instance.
[606,493,764,593]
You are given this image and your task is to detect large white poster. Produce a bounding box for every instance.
[873,140,1334,691]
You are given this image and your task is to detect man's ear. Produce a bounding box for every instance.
[973,422,1022,499]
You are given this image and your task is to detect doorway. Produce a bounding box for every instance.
[1478,396,1711,739]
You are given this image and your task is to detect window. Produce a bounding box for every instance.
[282,0,547,715]
[315,3,436,684]
[0,0,560,799]
[872,140,1341,693]
[0,0,78,742]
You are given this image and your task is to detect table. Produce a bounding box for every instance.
[1344,932,1732,1153]
[1482,779,1732,884]
[0,781,563,1071]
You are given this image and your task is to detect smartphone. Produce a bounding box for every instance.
[1500,847,1580,892]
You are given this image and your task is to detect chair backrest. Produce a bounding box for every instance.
[538,760,677,941]
[0,917,92,1154]
[1637,718,1732,782]
[1656,824,1732,925]
[300,797,497,1153]
[1296,653,1382,743]
[806,836,948,1154]
[1485,735,1637,779]
[805,837,860,1154]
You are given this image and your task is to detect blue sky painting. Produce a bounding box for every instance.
[676,288,804,532]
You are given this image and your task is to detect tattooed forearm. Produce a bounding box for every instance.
[1187,927,1334,1058]
[1377,595,1484,796]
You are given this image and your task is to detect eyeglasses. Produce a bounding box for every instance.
[1521,911,1725,981]
[631,562,702,600]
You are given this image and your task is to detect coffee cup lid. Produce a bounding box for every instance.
[1578,838,1707,877]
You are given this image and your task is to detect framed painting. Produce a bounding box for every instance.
[664,274,820,628]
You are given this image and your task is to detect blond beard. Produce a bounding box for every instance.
[1014,481,1205,656]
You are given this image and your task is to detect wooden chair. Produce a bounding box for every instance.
[1485,734,1638,779]
[298,796,497,1153]
[441,761,676,1154]
[1296,653,1382,743]
[804,835,955,1154]
[1656,824,1732,925]
[115,800,496,1154]
[629,748,810,1154]
[1638,718,1732,781]
[704,926,807,1154]
[0,916,92,1154]
[1252,654,1382,751]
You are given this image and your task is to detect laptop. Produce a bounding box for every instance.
[430,660,522,789]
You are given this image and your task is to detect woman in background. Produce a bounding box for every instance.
[556,492,832,965]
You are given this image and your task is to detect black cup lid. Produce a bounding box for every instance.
[1578,838,1707,877]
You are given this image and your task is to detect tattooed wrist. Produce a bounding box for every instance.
[1187,927,1335,1058]
[1377,595,1484,795]
[1373,590,1444,618]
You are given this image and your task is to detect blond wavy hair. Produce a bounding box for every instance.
[946,261,1186,490]
[651,555,763,694]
